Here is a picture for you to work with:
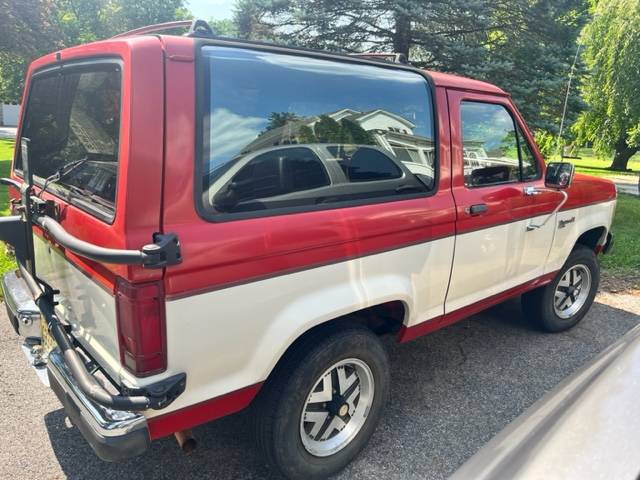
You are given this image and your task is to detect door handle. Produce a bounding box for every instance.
[465,203,488,216]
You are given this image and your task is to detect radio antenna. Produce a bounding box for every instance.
[556,43,581,159]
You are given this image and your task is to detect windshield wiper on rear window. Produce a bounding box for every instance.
[65,184,114,210]
[37,158,89,198]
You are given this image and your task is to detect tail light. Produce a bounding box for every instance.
[115,277,167,377]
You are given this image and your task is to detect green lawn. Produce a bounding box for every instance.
[0,139,17,277]
[600,194,640,277]
[565,148,640,179]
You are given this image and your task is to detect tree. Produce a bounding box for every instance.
[264,111,302,132]
[573,0,640,170]
[0,0,63,56]
[0,0,64,101]
[234,0,278,41]
[468,1,588,136]
[0,0,188,103]
[210,18,238,37]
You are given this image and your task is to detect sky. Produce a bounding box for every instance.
[188,0,235,20]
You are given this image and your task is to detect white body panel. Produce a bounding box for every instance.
[141,200,614,418]
[33,235,122,381]
[144,236,455,418]
[545,200,616,273]
[446,212,556,313]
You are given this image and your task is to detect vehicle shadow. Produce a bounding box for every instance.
[44,297,640,480]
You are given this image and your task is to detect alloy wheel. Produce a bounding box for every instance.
[299,358,374,457]
[554,264,592,319]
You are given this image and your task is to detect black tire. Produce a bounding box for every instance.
[522,245,599,332]
[253,326,390,479]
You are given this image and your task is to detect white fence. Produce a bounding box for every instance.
[1,104,20,126]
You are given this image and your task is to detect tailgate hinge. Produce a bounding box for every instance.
[141,233,182,269]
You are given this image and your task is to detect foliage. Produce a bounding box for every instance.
[264,111,302,132]
[573,0,640,170]
[0,0,188,102]
[0,0,63,56]
[0,139,16,278]
[534,130,557,158]
[305,115,374,144]
[0,54,29,103]
[210,18,238,37]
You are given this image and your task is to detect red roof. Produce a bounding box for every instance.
[426,70,508,96]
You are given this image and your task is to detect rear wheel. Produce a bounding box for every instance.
[522,245,599,332]
[253,327,389,479]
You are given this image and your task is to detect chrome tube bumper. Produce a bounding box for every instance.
[1,269,40,338]
[2,269,153,461]
[47,348,150,461]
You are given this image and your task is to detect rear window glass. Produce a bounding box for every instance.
[199,46,435,218]
[17,62,122,220]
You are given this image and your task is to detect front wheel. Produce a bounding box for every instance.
[522,245,600,332]
[253,327,390,479]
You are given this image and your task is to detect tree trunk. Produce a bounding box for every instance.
[393,12,411,59]
[610,137,638,171]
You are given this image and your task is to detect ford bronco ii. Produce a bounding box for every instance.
[0,19,615,480]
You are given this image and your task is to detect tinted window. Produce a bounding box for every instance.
[461,102,540,187]
[200,47,435,217]
[18,63,121,219]
[461,102,519,187]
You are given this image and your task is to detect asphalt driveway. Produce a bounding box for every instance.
[1,292,639,480]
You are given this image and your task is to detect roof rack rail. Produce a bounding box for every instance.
[348,52,409,65]
[111,19,215,39]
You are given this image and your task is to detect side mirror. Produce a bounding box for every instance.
[545,162,575,189]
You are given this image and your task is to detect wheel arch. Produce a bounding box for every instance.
[574,225,608,253]
[258,300,408,390]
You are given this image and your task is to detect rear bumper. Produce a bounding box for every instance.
[1,269,40,338]
[47,348,151,461]
[2,268,183,461]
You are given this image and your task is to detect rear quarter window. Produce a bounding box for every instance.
[197,46,436,220]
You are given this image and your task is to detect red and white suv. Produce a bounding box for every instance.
[0,20,615,479]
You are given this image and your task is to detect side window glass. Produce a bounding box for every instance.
[461,102,520,187]
[517,126,540,181]
[201,47,437,218]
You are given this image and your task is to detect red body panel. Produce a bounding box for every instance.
[161,79,457,298]
[147,383,263,439]
[10,37,166,289]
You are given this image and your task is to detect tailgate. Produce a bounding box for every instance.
[9,40,169,382]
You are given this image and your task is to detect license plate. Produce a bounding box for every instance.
[40,316,57,353]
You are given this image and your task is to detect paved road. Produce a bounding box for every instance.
[1,293,639,480]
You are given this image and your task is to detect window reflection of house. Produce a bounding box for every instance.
[241,109,435,178]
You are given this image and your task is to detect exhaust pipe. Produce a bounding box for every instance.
[174,429,196,454]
